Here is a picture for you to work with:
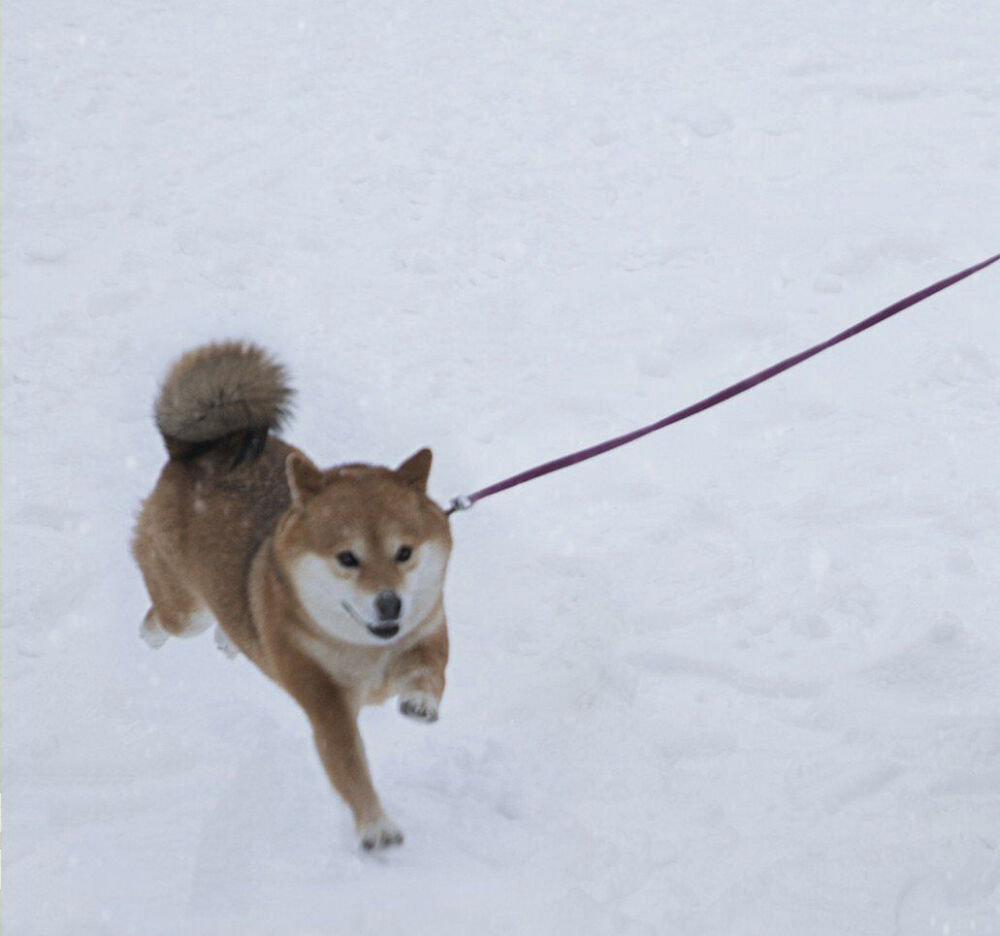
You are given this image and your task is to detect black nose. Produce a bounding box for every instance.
[374,591,402,622]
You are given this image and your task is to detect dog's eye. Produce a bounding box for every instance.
[336,551,360,568]
[395,545,413,562]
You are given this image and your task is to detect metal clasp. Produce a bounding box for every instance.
[446,495,473,516]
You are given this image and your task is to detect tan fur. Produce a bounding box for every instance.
[133,343,451,850]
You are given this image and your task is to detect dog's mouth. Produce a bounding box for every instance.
[366,622,400,640]
[342,601,400,641]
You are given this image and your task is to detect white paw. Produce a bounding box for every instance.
[358,815,404,851]
[399,691,439,723]
[214,626,240,659]
[140,611,169,649]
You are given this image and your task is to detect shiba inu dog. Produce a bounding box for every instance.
[132,342,452,850]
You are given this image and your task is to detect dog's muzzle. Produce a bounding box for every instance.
[341,599,401,640]
[368,591,402,638]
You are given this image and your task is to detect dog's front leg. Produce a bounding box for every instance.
[390,622,449,723]
[287,666,403,850]
[310,702,403,850]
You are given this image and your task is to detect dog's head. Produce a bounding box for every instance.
[278,448,452,646]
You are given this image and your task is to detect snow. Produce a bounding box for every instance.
[3,0,999,933]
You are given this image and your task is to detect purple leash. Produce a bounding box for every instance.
[447,251,1000,515]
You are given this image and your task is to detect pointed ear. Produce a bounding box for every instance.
[396,447,432,492]
[286,452,325,507]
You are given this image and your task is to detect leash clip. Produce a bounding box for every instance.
[446,495,473,516]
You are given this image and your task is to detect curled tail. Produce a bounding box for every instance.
[154,342,294,462]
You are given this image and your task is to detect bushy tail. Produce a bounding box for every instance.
[154,342,294,461]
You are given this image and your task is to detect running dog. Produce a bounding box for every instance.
[132,342,451,849]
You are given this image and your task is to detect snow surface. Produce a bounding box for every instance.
[3,0,1000,933]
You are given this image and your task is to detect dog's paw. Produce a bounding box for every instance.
[214,626,240,659]
[140,611,169,650]
[359,816,404,851]
[399,691,439,723]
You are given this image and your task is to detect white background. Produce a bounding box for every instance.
[3,0,999,933]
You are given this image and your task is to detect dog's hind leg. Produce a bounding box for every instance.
[133,539,207,647]
[140,606,170,649]
[214,625,240,659]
